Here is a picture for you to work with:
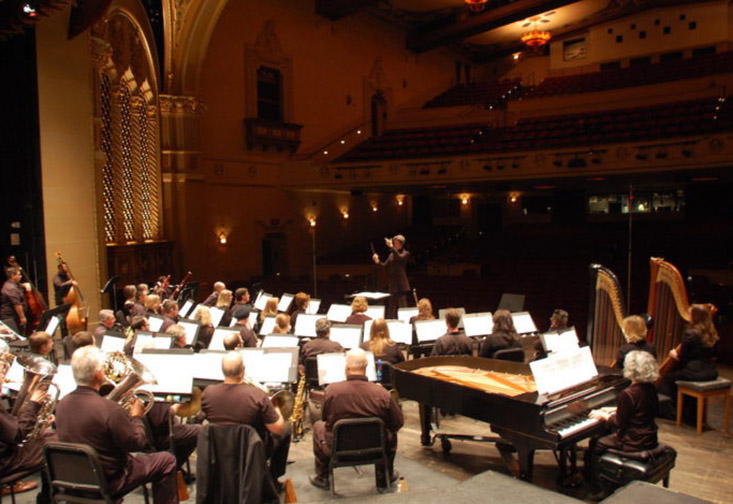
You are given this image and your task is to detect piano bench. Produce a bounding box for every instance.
[676,378,731,435]
[596,444,677,490]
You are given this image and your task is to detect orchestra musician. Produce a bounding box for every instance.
[223,332,243,350]
[216,289,234,327]
[479,309,522,359]
[122,285,137,318]
[123,316,150,356]
[231,288,252,315]
[52,261,77,337]
[93,309,121,341]
[193,305,215,350]
[165,325,190,349]
[153,276,172,299]
[586,350,660,499]
[614,315,657,369]
[310,348,404,491]
[129,286,147,318]
[159,300,180,333]
[260,297,279,326]
[201,351,291,488]
[431,308,472,357]
[372,234,410,320]
[272,313,291,334]
[1,267,29,334]
[289,292,310,329]
[144,294,162,317]
[409,297,435,324]
[548,309,569,331]
[28,331,54,358]
[361,318,405,366]
[55,346,178,503]
[345,296,371,325]
[299,318,343,365]
[232,306,258,348]
[202,281,226,307]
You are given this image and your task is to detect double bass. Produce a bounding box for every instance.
[54,252,88,334]
[6,256,47,334]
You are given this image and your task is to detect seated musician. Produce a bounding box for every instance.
[361,318,405,366]
[223,332,243,350]
[290,292,310,329]
[299,318,343,365]
[533,308,570,360]
[409,297,435,324]
[165,324,190,349]
[154,276,172,299]
[0,340,53,500]
[659,304,719,419]
[122,284,137,318]
[193,305,215,350]
[144,294,162,317]
[614,315,657,369]
[129,285,147,318]
[202,281,225,307]
[63,330,95,358]
[159,300,180,332]
[479,309,522,359]
[55,346,178,503]
[93,309,122,341]
[259,297,279,327]
[310,348,404,491]
[345,296,371,325]
[201,351,291,487]
[431,308,472,357]
[231,287,252,316]
[216,289,234,327]
[123,316,150,356]
[232,306,258,348]
[272,313,291,334]
[28,331,54,358]
[587,350,659,497]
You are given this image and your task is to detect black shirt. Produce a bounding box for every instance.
[0,280,26,321]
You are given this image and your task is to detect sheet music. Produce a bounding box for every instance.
[229,317,238,327]
[351,292,390,300]
[439,307,466,328]
[152,337,172,350]
[365,305,385,320]
[530,346,598,395]
[178,319,200,345]
[397,307,418,324]
[512,312,538,334]
[317,352,377,385]
[261,335,299,348]
[294,313,320,337]
[192,351,226,381]
[248,352,293,383]
[326,304,351,323]
[415,319,446,343]
[329,325,363,349]
[179,299,194,318]
[462,312,494,337]
[3,359,24,391]
[133,332,154,354]
[540,327,580,354]
[0,320,24,340]
[240,348,265,375]
[386,320,413,345]
[44,316,61,337]
[306,299,321,315]
[258,316,276,336]
[278,293,294,312]
[148,315,164,332]
[53,364,76,399]
[254,292,272,311]
[188,304,202,320]
[136,353,194,395]
[209,328,240,351]
[209,307,225,327]
[101,335,126,353]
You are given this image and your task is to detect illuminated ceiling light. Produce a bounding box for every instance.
[371,203,378,213]
[509,192,520,204]
[513,52,521,61]
[308,216,317,227]
[218,231,228,246]
[396,194,405,206]
[465,0,489,13]
[323,150,329,155]
[460,194,470,205]
[521,28,552,49]
[340,140,346,144]
[341,209,349,220]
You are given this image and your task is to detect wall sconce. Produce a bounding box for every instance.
[217,231,228,246]
[460,194,470,205]
[308,216,317,228]
[396,195,405,206]
[509,192,520,204]
[341,209,350,220]
[371,203,378,213]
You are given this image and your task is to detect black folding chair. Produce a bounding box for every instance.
[329,417,390,495]
[492,347,525,362]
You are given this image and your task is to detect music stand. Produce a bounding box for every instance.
[100,275,121,310]
[38,303,72,335]
[497,293,525,313]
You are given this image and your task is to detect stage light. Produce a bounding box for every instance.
[341,209,349,220]
[461,194,470,205]
[217,232,227,246]
[308,216,317,227]
[396,195,405,206]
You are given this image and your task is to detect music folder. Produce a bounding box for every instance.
[349,292,389,300]
[137,348,195,397]
[177,318,201,346]
[397,307,418,324]
[326,304,350,323]
[258,316,276,336]
[462,312,494,337]
[101,333,126,353]
[414,319,446,343]
[305,299,321,315]
[147,315,165,332]
[294,313,320,338]
[179,299,195,318]
[386,320,412,345]
[254,292,273,311]
[43,315,61,337]
[530,346,598,396]
[53,364,76,399]
[365,305,385,320]
[512,312,538,335]
[540,327,580,354]
[209,307,226,328]
[209,328,241,351]
[329,324,363,349]
[261,335,299,348]
[317,352,377,385]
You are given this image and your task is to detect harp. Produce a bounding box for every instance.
[587,264,628,367]
[646,257,692,360]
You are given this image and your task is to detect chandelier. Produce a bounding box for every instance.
[465,0,489,13]
[521,29,552,49]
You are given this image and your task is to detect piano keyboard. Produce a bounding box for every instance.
[552,414,601,439]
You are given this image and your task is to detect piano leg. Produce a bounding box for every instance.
[514,442,536,482]
[418,403,433,446]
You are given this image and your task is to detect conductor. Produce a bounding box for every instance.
[372,234,410,319]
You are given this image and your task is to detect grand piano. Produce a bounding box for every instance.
[394,356,628,481]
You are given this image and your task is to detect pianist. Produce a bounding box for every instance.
[430,308,473,357]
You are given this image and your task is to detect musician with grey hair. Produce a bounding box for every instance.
[203,281,226,307]
[299,318,343,365]
[159,300,180,332]
[93,309,120,341]
[165,324,189,349]
[55,346,178,503]
[372,234,411,319]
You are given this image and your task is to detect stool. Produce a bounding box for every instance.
[676,378,731,435]
[596,444,677,491]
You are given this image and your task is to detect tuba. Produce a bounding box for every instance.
[242,374,295,420]
[103,352,157,414]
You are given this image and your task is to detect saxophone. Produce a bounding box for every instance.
[288,370,307,441]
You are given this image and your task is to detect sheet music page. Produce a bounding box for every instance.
[541,327,580,354]
[317,352,377,385]
[101,335,126,353]
[326,304,351,323]
[294,313,320,337]
[192,352,225,381]
[178,320,200,345]
[258,316,276,336]
[462,312,494,337]
[365,305,385,320]
[44,316,60,337]
[278,294,294,312]
[363,319,373,339]
[351,292,390,300]
[209,328,240,351]
[254,293,272,311]
[240,349,265,373]
[512,312,538,334]
[306,299,321,315]
[136,353,193,395]
[3,359,24,391]
[247,310,259,327]
[152,337,172,349]
[415,319,446,343]
[189,304,202,320]
[53,364,77,399]
[530,346,598,395]
[133,332,154,354]
[261,335,299,348]
[250,352,293,383]
[386,320,413,345]
[180,299,194,318]
[209,307,225,327]
[397,307,418,324]
[329,325,362,349]
[148,315,164,332]
[0,320,25,340]
[229,317,238,327]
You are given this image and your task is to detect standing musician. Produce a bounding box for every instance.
[1,267,30,334]
[52,262,77,337]
[159,300,180,333]
[372,234,411,319]
[299,318,343,365]
[431,308,472,357]
[232,306,258,348]
[201,351,291,488]
[202,281,226,307]
[310,348,404,491]
[93,309,121,341]
[55,346,178,503]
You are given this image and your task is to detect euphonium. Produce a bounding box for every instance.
[25,381,60,443]
[270,389,295,421]
[104,351,156,414]
[11,354,57,416]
